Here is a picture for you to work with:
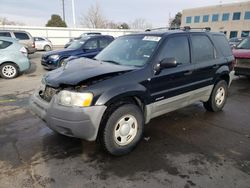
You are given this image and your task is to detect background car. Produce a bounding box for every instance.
[64,32,102,48]
[229,37,244,48]
[34,37,53,51]
[42,35,114,70]
[0,30,36,54]
[0,37,30,79]
[233,37,250,78]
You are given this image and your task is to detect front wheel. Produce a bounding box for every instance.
[0,63,19,79]
[203,80,228,112]
[100,104,144,156]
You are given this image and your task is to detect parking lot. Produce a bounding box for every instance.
[0,52,250,188]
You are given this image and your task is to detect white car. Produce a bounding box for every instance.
[34,37,53,51]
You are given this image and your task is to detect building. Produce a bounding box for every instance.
[181,1,250,38]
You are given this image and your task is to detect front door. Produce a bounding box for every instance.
[149,34,196,118]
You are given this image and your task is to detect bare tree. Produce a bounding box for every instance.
[0,17,25,26]
[81,2,107,28]
[130,18,152,30]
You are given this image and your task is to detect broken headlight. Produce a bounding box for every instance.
[58,90,93,107]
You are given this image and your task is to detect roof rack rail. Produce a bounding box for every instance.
[145,26,211,32]
[145,27,179,32]
[183,26,211,31]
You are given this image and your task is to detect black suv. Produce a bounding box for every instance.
[30,28,235,156]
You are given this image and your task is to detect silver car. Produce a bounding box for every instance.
[34,37,53,51]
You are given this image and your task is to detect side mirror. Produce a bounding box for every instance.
[160,57,178,69]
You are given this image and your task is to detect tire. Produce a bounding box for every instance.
[203,80,228,112]
[44,45,51,51]
[58,58,66,67]
[99,104,144,156]
[0,63,19,79]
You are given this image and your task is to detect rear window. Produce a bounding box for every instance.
[0,32,11,37]
[213,34,232,57]
[14,32,30,40]
[0,40,12,49]
[191,35,215,63]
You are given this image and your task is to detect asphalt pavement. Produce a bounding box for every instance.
[0,52,250,188]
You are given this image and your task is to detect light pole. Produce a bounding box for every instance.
[72,0,76,27]
[62,0,65,21]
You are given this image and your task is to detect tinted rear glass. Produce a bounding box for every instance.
[213,34,232,56]
[0,32,11,37]
[0,40,12,49]
[191,35,215,63]
[14,32,30,40]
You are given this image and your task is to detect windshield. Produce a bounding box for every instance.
[237,38,250,49]
[95,35,161,67]
[67,37,89,49]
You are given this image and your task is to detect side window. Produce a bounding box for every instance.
[0,40,12,49]
[99,38,111,49]
[38,37,45,41]
[191,35,215,63]
[158,36,190,65]
[0,32,11,37]
[212,34,232,57]
[14,32,30,40]
[84,39,98,50]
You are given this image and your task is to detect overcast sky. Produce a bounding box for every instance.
[0,0,249,27]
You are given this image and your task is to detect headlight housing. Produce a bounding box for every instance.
[59,90,93,107]
[49,54,59,60]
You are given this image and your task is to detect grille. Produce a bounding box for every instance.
[40,86,57,102]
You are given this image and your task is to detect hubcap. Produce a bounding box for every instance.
[215,87,225,106]
[114,115,138,146]
[2,65,16,78]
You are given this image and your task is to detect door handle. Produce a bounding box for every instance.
[184,70,193,76]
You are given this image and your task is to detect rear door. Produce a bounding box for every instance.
[190,34,220,88]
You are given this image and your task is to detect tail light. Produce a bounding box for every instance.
[20,47,28,57]
[32,42,35,48]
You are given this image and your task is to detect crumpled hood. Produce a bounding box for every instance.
[44,58,137,87]
[233,49,250,59]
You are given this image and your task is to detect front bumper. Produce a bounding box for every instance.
[29,90,107,141]
[41,59,58,70]
[235,67,250,76]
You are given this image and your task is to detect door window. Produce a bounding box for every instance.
[99,38,111,49]
[0,40,12,49]
[158,36,190,65]
[0,32,11,37]
[14,32,30,40]
[191,35,215,63]
[84,39,98,50]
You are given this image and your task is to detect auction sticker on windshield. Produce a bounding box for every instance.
[143,36,161,42]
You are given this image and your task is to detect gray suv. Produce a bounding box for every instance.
[0,30,36,54]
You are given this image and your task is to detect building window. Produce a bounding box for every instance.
[230,31,238,38]
[241,31,250,37]
[186,16,192,23]
[222,13,230,21]
[203,15,209,22]
[233,12,241,20]
[244,11,250,20]
[194,16,200,23]
[212,14,219,22]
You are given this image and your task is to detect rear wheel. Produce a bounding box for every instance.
[99,104,144,156]
[0,63,19,79]
[203,80,228,112]
[44,45,51,51]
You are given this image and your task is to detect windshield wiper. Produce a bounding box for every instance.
[102,60,121,65]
